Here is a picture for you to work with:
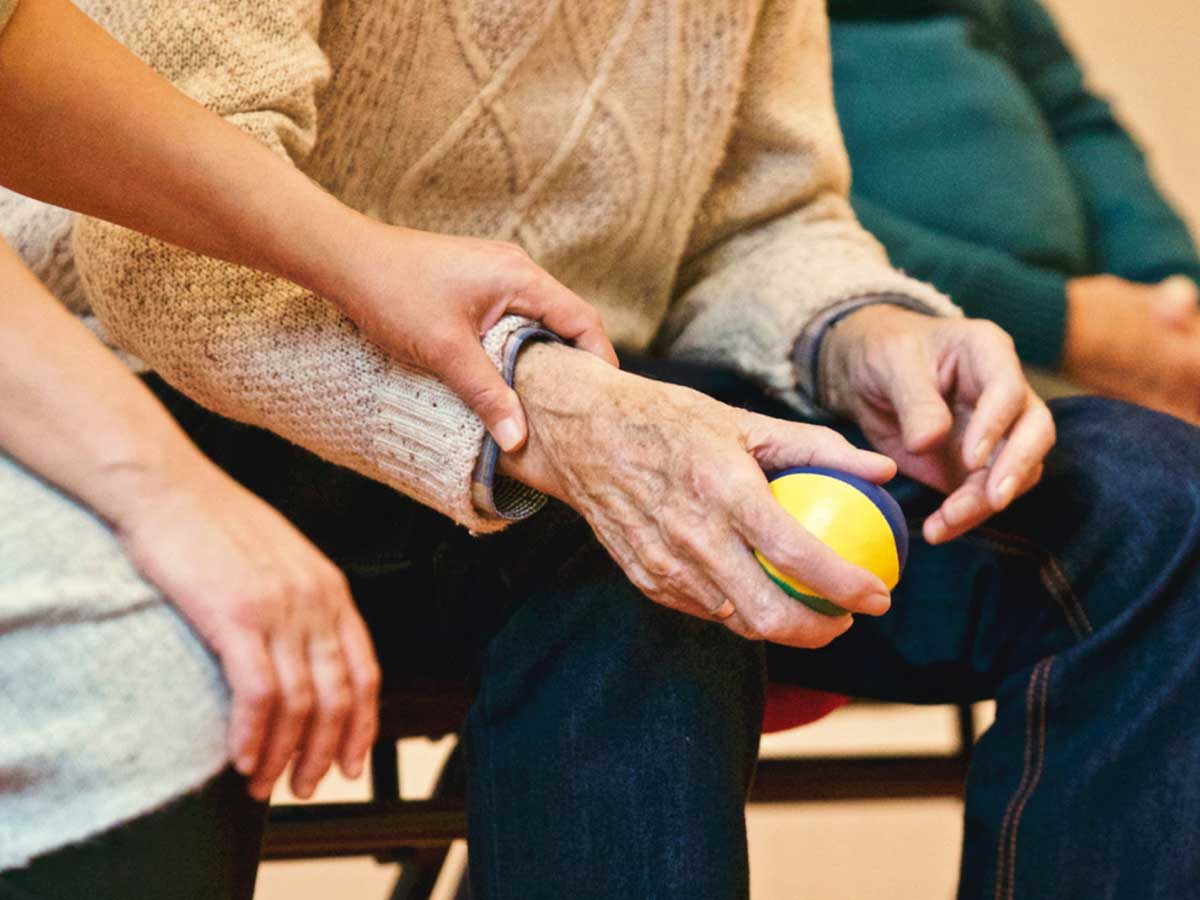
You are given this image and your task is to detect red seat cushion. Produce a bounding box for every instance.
[762,685,849,733]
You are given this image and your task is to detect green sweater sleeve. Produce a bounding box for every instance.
[0,0,19,35]
[851,192,1069,368]
[1004,0,1200,286]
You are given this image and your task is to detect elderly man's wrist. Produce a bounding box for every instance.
[807,300,937,412]
[496,341,621,499]
[817,303,934,415]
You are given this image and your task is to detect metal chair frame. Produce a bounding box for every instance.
[263,701,976,898]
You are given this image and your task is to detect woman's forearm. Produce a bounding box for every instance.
[0,0,367,304]
[0,240,209,526]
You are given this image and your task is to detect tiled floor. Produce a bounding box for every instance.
[256,703,989,900]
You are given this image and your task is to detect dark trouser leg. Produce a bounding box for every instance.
[149,373,770,900]
[764,397,1200,900]
[0,769,265,900]
[135,371,1200,900]
[463,508,765,900]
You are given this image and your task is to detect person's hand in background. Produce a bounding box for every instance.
[1064,275,1200,423]
[820,306,1056,545]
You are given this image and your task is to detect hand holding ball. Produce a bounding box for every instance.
[755,467,908,616]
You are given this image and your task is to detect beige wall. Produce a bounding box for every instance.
[1043,0,1200,233]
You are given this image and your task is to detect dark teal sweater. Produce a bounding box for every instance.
[829,0,1200,368]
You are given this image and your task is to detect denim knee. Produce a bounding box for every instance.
[1034,396,1200,626]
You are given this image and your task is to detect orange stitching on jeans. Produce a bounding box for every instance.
[1006,658,1053,900]
[994,658,1054,900]
[975,528,1094,640]
[994,659,1044,900]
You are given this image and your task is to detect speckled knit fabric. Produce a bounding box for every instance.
[4,0,958,536]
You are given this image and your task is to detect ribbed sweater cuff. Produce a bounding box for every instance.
[957,263,1069,371]
[370,315,551,535]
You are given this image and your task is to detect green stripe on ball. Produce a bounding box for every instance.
[765,571,847,617]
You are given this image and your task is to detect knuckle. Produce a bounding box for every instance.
[325,684,353,717]
[230,592,275,628]
[695,460,756,509]
[243,676,278,708]
[283,685,315,717]
[753,607,785,639]
[638,541,679,580]
[761,535,814,579]
[320,563,351,599]
[289,572,324,605]
[355,661,382,698]
[973,319,1016,351]
[494,243,538,281]
[796,627,840,651]
[494,240,530,262]
[741,609,778,642]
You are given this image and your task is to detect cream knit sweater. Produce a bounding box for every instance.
[13,0,958,532]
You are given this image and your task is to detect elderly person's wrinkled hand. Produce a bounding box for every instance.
[820,305,1056,545]
[499,344,899,647]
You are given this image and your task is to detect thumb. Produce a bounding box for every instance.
[888,370,954,454]
[439,339,528,452]
[1152,276,1198,330]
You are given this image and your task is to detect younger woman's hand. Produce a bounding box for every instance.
[105,455,381,802]
[329,224,618,453]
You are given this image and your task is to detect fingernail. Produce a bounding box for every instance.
[972,439,992,469]
[493,417,522,452]
[235,754,256,775]
[996,475,1017,507]
[345,759,363,779]
[869,592,891,615]
[925,518,946,544]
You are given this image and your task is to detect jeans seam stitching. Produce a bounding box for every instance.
[972,527,1094,640]
[993,657,1054,900]
[1006,658,1053,900]
[994,660,1040,900]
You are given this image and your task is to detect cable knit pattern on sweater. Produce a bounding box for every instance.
[20,0,959,533]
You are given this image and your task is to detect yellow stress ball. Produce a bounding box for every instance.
[755,466,908,616]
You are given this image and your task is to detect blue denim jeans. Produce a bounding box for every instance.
[14,368,1196,900]
[457,363,1200,900]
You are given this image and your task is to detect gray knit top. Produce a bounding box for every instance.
[0,454,229,871]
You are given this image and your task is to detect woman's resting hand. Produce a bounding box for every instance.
[105,455,381,802]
